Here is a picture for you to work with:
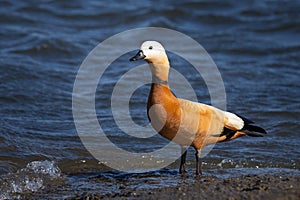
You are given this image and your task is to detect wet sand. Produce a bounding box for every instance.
[79,171,300,200]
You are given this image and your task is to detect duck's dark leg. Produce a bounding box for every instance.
[195,149,202,176]
[179,146,187,174]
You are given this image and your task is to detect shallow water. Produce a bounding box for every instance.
[1,0,300,198]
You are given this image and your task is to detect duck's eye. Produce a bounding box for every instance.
[149,46,153,50]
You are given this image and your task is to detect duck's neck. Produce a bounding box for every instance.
[149,62,170,85]
[148,61,174,100]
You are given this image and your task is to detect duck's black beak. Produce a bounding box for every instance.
[130,50,146,61]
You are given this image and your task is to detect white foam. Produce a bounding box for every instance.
[0,160,61,199]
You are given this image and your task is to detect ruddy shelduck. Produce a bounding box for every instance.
[130,41,267,175]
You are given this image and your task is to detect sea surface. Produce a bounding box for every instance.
[0,0,300,198]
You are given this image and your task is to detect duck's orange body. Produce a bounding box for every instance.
[147,83,247,149]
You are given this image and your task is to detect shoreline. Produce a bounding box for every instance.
[11,167,300,199]
[79,169,300,199]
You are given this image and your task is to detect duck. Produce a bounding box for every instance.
[130,41,267,175]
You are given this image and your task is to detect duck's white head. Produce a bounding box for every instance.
[130,41,170,82]
[130,41,169,64]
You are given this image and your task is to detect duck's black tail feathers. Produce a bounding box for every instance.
[237,114,267,137]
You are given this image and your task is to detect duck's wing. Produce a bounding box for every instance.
[178,98,226,135]
[178,99,267,140]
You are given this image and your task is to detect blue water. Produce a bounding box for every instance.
[0,0,300,198]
